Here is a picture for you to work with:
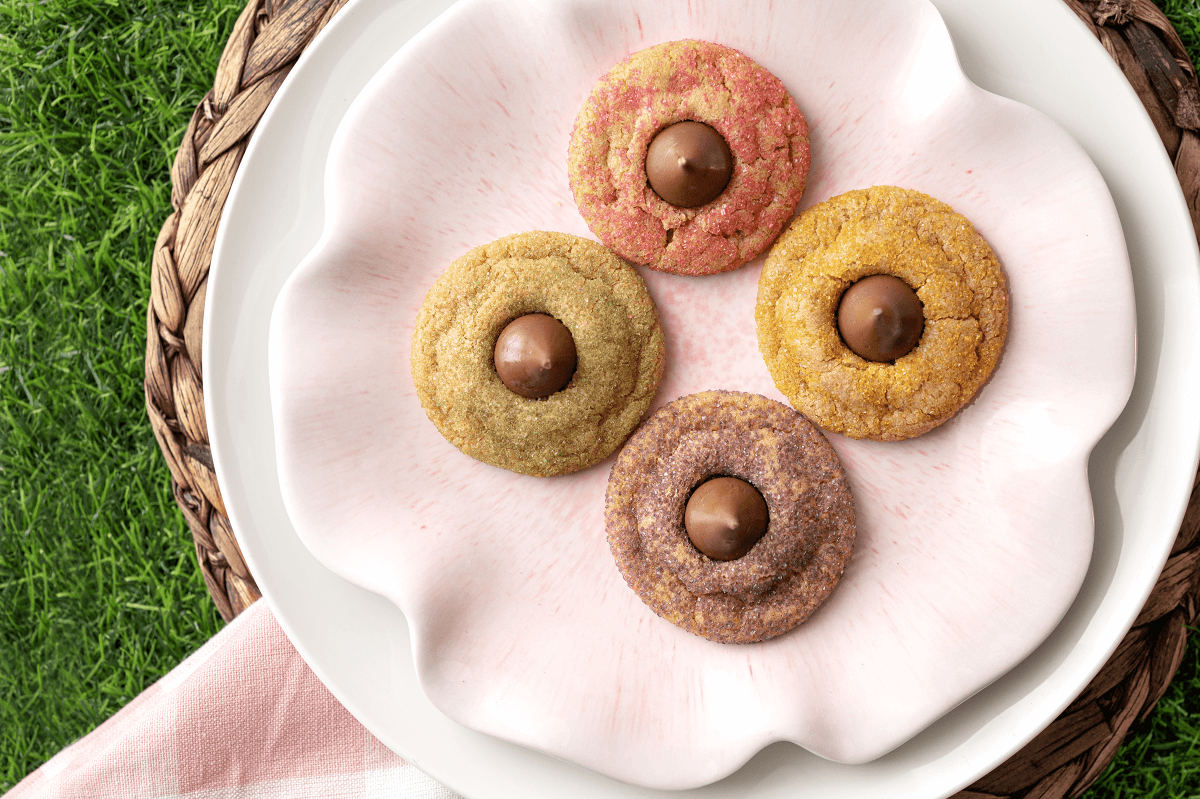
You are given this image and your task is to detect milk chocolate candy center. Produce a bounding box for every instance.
[645,121,734,208]
[684,476,769,561]
[837,274,924,362]
[494,313,577,399]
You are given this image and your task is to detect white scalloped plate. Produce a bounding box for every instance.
[266,0,1135,789]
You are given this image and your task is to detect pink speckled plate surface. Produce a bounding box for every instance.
[268,0,1134,789]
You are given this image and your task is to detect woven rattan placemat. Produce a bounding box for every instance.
[143,0,1200,795]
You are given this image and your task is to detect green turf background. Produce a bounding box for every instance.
[1,0,1198,795]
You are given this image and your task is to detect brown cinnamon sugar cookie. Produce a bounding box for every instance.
[605,391,855,644]
[411,231,665,476]
[756,186,1009,441]
[568,40,810,276]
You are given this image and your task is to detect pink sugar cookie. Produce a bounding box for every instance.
[568,40,810,276]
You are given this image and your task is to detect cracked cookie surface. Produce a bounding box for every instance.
[756,186,1009,441]
[605,391,855,644]
[568,39,810,276]
[411,231,665,476]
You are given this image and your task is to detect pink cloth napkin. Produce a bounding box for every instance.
[8,600,462,799]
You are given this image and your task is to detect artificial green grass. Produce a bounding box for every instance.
[0,0,1198,795]
[0,0,241,790]
[1092,641,1200,797]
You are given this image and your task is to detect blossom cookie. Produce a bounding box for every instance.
[568,40,810,276]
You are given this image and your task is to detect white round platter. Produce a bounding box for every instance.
[205,0,1200,797]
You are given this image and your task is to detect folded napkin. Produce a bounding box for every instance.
[8,600,462,799]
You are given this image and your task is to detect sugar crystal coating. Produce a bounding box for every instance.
[568,40,810,276]
[412,231,665,476]
[757,186,1009,441]
[606,391,855,644]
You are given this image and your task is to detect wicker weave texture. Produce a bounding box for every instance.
[146,0,350,621]
[143,0,1200,796]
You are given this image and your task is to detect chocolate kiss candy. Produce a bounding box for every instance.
[837,274,925,362]
[684,476,769,561]
[494,313,577,399]
[645,121,734,208]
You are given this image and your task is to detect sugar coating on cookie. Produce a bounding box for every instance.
[756,186,1009,441]
[411,231,665,476]
[606,391,855,644]
[568,40,810,276]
